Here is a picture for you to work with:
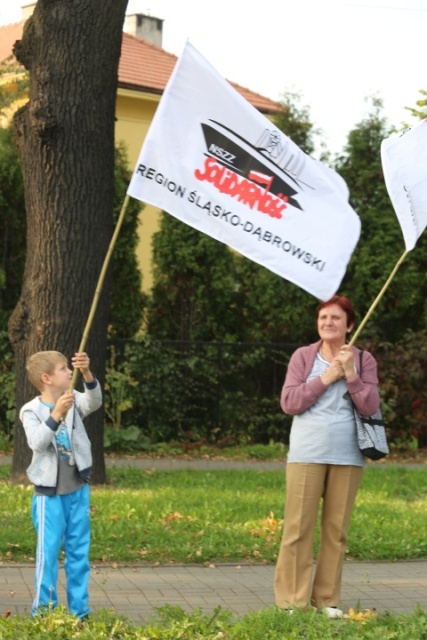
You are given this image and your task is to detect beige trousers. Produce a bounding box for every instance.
[274,463,363,610]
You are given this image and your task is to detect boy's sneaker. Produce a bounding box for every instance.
[322,606,343,619]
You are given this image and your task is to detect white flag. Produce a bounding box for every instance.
[127,41,360,301]
[381,119,427,251]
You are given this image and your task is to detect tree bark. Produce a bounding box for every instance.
[8,0,128,483]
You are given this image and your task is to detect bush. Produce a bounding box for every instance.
[103,331,427,454]
[104,337,292,448]
[0,329,15,450]
[4,330,427,454]
[361,329,427,449]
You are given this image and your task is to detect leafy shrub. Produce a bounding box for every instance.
[0,330,15,448]
[109,142,146,339]
[362,329,427,449]
[106,337,293,446]
[103,331,427,452]
[4,329,427,454]
[103,344,151,453]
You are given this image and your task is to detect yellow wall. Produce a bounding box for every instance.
[115,88,162,292]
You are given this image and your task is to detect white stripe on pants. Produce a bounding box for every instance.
[32,483,91,618]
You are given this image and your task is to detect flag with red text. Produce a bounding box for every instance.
[381,119,427,251]
[127,41,360,300]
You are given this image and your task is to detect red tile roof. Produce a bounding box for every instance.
[0,22,281,114]
[118,32,177,94]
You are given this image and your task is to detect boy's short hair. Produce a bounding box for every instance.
[26,351,67,391]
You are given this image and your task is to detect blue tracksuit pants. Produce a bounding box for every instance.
[31,483,91,618]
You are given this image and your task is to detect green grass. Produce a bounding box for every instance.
[2,604,427,639]
[2,464,427,637]
[110,440,289,459]
[1,464,427,564]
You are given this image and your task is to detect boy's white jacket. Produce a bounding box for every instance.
[19,383,102,488]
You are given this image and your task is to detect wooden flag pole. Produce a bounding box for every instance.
[349,249,409,346]
[70,194,131,390]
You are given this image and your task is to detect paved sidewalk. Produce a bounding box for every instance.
[1,561,427,623]
[0,455,287,472]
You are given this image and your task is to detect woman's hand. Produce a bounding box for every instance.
[337,345,357,381]
[320,358,345,386]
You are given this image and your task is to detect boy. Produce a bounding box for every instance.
[20,350,102,619]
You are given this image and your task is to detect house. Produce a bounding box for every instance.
[0,4,282,291]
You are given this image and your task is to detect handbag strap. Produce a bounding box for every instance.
[358,350,363,376]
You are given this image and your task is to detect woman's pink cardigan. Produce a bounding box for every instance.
[281,340,381,417]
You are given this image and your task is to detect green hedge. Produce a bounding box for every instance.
[104,337,293,449]
[0,330,14,450]
[103,330,427,452]
[2,330,427,453]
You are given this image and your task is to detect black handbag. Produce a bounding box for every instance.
[353,351,389,461]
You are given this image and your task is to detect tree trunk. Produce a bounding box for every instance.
[8,0,128,483]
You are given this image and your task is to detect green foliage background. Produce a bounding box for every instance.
[109,142,145,339]
[0,125,26,326]
[336,98,427,341]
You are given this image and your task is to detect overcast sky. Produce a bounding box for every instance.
[1,0,426,155]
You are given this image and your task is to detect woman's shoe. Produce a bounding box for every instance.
[322,606,343,619]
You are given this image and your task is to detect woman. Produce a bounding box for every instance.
[274,295,380,618]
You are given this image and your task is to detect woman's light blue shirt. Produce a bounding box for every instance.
[287,353,364,466]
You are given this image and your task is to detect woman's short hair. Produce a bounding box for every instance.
[316,295,355,328]
[26,351,67,391]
